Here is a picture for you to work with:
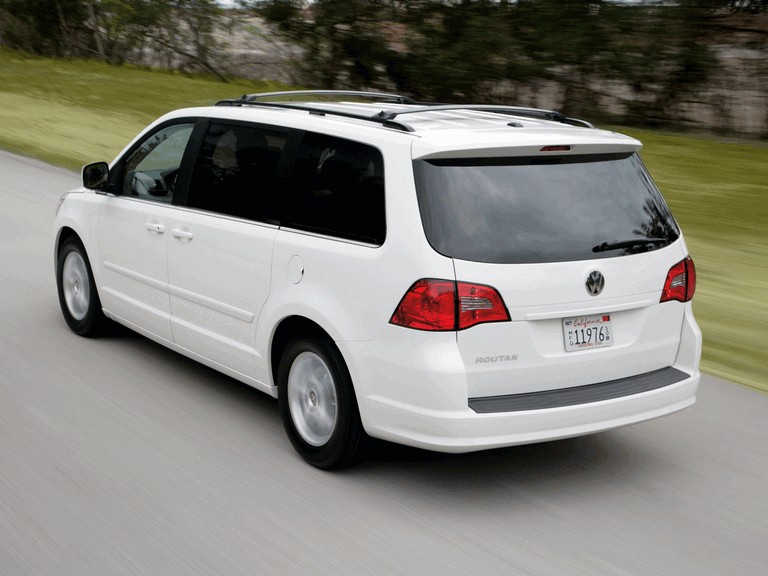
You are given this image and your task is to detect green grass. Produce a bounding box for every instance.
[0,47,293,169]
[1,49,766,392]
[617,128,768,392]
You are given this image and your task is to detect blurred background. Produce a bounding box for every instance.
[1,0,766,133]
[0,0,766,392]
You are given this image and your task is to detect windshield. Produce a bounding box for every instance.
[413,153,679,264]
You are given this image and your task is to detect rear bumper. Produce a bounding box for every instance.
[342,302,701,454]
[469,366,688,413]
[359,370,698,453]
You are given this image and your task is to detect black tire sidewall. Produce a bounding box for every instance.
[56,237,104,336]
[278,336,363,470]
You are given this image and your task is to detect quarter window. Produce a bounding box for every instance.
[120,123,194,203]
[285,132,386,245]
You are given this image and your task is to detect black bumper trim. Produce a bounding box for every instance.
[468,366,690,414]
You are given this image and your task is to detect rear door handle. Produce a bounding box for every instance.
[145,221,165,233]
[171,228,194,240]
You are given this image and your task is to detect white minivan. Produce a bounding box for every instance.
[54,91,701,468]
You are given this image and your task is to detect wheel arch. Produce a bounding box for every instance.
[55,226,105,306]
[270,316,338,394]
[55,224,81,248]
[54,226,87,276]
[55,225,104,288]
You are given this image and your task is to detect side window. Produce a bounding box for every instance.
[121,123,194,203]
[286,132,385,245]
[186,122,289,222]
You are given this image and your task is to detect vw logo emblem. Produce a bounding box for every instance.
[586,271,605,296]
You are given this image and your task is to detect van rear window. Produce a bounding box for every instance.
[413,153,679,264]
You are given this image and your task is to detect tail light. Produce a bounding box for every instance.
[390,279,510,331]
[660,257,696,303]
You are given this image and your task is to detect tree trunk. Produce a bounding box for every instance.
[86,1,106,59]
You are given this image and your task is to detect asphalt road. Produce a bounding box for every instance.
[2,148,767,576]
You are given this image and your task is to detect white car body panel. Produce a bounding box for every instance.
[167,208,277,378]
[98,196,174,341]
[53,97,702,459]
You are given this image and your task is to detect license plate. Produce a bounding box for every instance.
[563,314,613,352]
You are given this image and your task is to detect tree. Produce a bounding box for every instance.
[3,0,762,131]
[256,0,395,89]
[392,0,514,101]
[600,1,720,126]
[82,0,226,76]
[0,0,87,55]
[505,0,615,115]
[0,0,226,78]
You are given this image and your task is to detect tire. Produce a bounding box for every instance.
[278,336,365,470]
[56,237,107,337]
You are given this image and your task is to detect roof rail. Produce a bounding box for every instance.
[217,90,416,105]
[214,90,593,131]
[215,97,416,132]
[254,90,417,104]
[373,104,594,128]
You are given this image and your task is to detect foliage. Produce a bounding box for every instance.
[392,1,513,101]
[0,0,86,54]
[599,1,721,126]
[0,0,226,77]
[254,0,765,128]
[0,1,765,126]
[252,0,395,90]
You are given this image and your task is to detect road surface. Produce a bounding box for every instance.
[1,149,767,575]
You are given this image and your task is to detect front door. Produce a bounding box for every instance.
[98,122,195,341]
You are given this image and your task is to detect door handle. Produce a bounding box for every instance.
[171,228,194,240]
[145,221,165,233]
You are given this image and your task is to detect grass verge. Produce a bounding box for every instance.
[618,127,768,392]
[2,48,766,392]
[0,47,292,169]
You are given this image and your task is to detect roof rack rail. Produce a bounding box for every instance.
[216,90,416,107]
[373,104,594,128]
[215,97,416,132]
[234,90,418,104]
[214,90,593,131]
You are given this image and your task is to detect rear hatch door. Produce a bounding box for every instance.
[413,150,689,397]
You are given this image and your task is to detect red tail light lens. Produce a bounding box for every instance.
[390,279,510,331]
[660,257,696,303]
[390,279,456,331]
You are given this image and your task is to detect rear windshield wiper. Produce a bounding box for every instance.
[592,238,668,253]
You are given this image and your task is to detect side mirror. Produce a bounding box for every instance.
[82,162,110,190]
